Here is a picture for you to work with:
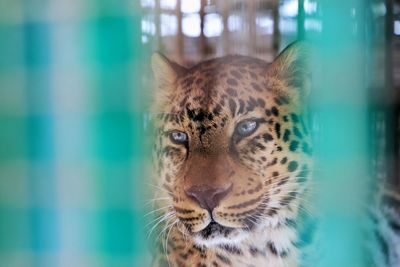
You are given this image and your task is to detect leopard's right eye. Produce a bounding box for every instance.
[169,131,188,145]
[235,119,259,137]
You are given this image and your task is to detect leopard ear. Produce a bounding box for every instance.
[151,52,186,89]
[267,41,311,103]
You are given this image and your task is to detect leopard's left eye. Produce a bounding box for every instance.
[169,131,188,144]
[235,119,258,137]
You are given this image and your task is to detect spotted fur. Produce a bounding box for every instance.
[148,42,314,267]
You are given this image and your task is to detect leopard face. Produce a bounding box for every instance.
[151,43,312,249]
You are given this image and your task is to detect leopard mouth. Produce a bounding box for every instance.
[198,221,234,239]
[190,220,248,247]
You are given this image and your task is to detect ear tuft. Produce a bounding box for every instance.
[151,53,187,107]
[151,52,179,85]
[268,41,311,101]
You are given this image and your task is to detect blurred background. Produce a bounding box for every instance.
[0,0,399,266]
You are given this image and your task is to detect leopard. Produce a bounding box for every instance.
[147,41,400,267]
[148,42,313,267]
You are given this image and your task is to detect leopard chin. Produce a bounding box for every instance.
[191,221,249,247]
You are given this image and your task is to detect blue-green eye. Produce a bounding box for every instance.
[235,119,258,137]
[170,131,188,144]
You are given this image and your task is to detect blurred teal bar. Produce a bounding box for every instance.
[305,0,375,266]
[0,0,149,266]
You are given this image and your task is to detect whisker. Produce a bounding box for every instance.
[156,216,175,245]
[147,212,175,240]
[146,211,174,230]
[144,183,172,195]
[165,219,178,267]
[143,205,173,218]
[141,197,170,204]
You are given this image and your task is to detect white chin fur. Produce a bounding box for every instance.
[192,229,249,248]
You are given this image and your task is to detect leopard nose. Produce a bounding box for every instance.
[185,184,232,212]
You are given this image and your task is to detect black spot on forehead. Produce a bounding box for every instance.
[238,99,245,114]
[229,99,237,116]
[257,98,265,108]
[213,104,222,115]
[251,82,262,92]
[227,78,238,86]
[249,71,257,79]
[185,107,220,123]
[271,106,279,116]
[230,70,242,79]
[227,87,237,97]
[246,97,258,112]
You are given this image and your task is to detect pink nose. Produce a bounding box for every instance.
[185,184,232,212]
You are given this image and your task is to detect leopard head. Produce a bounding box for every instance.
[150,42,312,248]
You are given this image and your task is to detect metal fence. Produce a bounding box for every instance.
[0,0,399,266]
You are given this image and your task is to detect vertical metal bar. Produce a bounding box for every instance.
[247,0,256,55]
[176,0,184,62]
[384,0,399,187]
[308,0,372,266]
[155,0,162,51]
[272,1,280,56]
[199,0,207,57]
[222,0,230,55]
[297,0,305,40]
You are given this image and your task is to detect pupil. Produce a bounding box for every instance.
[174,132,185,141]
[169,131,187,144]
[243,122,252,131]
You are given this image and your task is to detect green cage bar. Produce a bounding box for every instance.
[304,0,378,266]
